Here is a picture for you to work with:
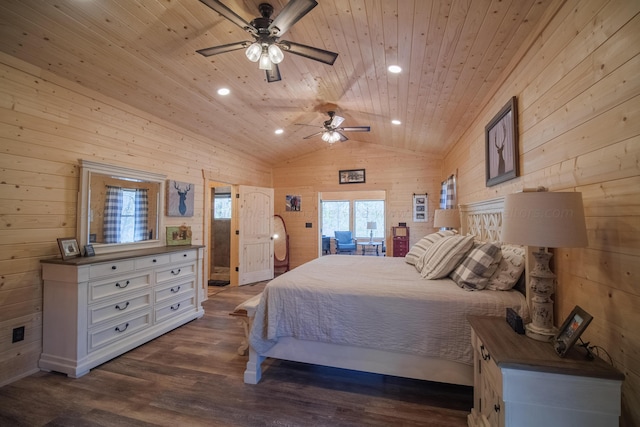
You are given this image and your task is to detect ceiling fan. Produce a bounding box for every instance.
[297,111,371,143]
[196,0,338,82]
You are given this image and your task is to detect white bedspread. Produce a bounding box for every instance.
[249,255,528,365]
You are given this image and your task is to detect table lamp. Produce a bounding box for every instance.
[367,222,377,243]
[433,209,461,231]
[502,191,588,342]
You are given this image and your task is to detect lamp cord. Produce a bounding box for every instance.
[578,337,614,365]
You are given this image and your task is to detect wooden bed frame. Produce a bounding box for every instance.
[243,196,527,385]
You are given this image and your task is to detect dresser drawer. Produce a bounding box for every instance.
[156,262,196,284]
[155,278,196,304]
[88,290,152,327]
[155,293,196,324]
[88,310,152,352]
[134,254,171,270]
[89,273,152,303]
[170,250,197,263]
[89,260,135,279]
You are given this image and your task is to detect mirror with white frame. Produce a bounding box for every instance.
[77,160,166,254]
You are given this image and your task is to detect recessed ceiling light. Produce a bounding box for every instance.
[275,129,284,135]
[388,65,402,73]
[217,88,230,96]
[391,119,402,125]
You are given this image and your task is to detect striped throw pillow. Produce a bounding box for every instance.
[418,234,475,279]
[404,230,456,268]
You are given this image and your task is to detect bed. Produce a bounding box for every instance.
[243,197,530,386]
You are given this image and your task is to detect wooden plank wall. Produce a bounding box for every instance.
[443,1,640,425]
[272,142,444,269]
[0,52,271,386]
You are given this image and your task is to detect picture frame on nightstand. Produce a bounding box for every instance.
[553,305,593,357]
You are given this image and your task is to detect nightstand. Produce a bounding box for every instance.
[467,315,624,427]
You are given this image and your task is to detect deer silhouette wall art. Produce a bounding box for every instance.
[167,180,194,217]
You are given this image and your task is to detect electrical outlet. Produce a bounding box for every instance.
[12,326,25,343]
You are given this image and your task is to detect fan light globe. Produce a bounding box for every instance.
[245,43,262,62]
[258,52,272,70]
[268,44,284,64]
[322,131,340,143]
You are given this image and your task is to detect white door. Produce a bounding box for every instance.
[238,185,274,285]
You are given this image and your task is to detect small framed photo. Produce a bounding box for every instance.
[57,238,81,260]
[339,169,365,184]
[84,244,95,257]
[166,226,192,246]
[413,194,428,222]
[485,96,519,187]
[553,305,593,358]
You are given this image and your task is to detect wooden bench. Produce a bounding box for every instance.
[229,292,262,355]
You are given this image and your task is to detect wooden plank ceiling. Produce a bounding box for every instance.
[0,0,554,165]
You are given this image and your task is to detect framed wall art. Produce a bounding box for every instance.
[339,169,365,184]
[167,180,194,217]
[413,194,428,222]
[166,225,192,246]
[485,96,519,187]
[57,237,81,260]
[286,195,301,211]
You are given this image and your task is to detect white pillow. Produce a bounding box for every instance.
[418,234,475,279]
[404,230,456,267]
[450,242,502,290]
[486,244,525,290]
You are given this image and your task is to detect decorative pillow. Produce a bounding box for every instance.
[417,234,475,279]
[486,244,526,290]
[450,242,502,290]
[404,230,456,267]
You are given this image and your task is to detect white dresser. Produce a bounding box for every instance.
[468,316,624,427]
[40,246,205,378]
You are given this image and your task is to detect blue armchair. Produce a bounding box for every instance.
[334,231,357,254]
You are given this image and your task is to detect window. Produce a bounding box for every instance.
[119,189,137,243]
[214,193,232,219]
[355,200,385,240]
[321,201,350,237]
[321,198,386,240]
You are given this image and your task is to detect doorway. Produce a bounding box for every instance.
[209,185,231,287]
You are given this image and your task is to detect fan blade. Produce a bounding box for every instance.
[295,123,322,128]
[196,40,252,57]
[340,126,371,132]
[266,64,282,83]
[199,0,256,34]
[269,0,317,37]
[337,132,349,142]
[330,115,345,128]
[303,131,324,139]
[279,40,338,65]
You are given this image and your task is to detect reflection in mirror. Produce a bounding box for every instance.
[78,160,166,254]
[274,214,289,274]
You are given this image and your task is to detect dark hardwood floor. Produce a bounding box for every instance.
[0,282,472,426]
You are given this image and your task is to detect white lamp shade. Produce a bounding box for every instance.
[258,51,272,70]
[433,209,461,228]
[367,222,377,230]
[502,192,588,248]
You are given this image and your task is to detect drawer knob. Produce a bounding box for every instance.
[115,302,130,311]
[111,265,117,270]
[115,280,130,289]
[171,269,181,275]
[170,303,181,311]
[152,259,157,263]
[115,323,129,333]
[170,286,181,293]
[480,345,491,361]
[183,253,187,257]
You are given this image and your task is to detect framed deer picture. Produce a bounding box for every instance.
[167,180,195,217]
[485,96,518,187]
